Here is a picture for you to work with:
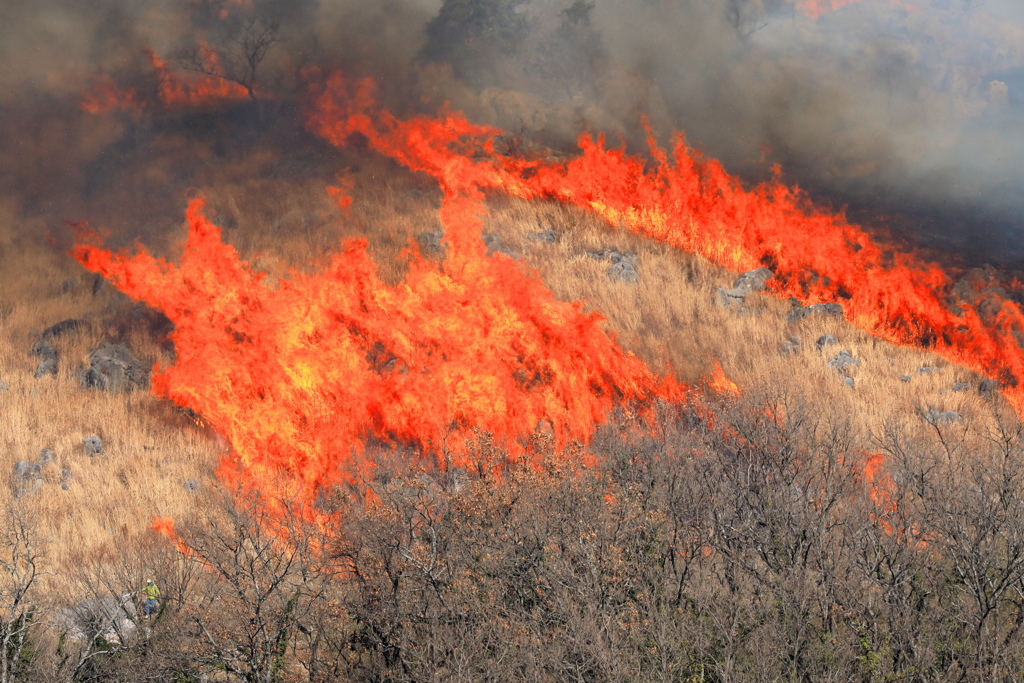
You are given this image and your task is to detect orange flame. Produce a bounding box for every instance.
[706,360,741,397]
[77,69,1024,517]
[787,0,914,19]
[861,452,896,533]
[150,516,176,538]
[80,75,139,114]
[74,193,682,509]
[304,73,1024,415]
[81,48,249,115]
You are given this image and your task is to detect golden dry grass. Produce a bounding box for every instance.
[0,200,223,578]
[0,162,1007,580]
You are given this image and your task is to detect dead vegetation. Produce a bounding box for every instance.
[0,158,1014,679]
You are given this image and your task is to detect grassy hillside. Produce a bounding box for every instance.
[0,156,993,575]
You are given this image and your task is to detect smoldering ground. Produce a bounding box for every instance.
[2,0,1024,263]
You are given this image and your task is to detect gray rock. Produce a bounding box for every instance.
[12,460,35,481]
[716,267,774,308]
[42,318,86,340]
[951,382,969,392]
[787,302,845,323]
[13,450,55,486]
[14,480,43,498]
[979,379,1001,396]
[608,259,640,284]
[183,478,202,493]
[732,267,774,294]
[34,358,58,379]
[415,230,446,257]
[899,375,912,382]
[0,379,8,391]
[716,287,747,308]
[30,340,57,361]
[843,376,856,388]
[827,350,862,375]
[482,232,518,258]
[780,336,802,357]
[81,343,150,392]
[918,366,939,375]
[816,334,839,350]
[58,594,138,643]
[588,249,640,284]
[83,436,103,457]
[60,467,73,490]
[527,229,558,244]
[924,409,963,426]
[31,340,58,378]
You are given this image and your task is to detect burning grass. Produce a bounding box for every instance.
[0,163,993,579]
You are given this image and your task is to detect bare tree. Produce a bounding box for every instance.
[183,15,281,103]
[176,487,337,683]
[0,500,44,683]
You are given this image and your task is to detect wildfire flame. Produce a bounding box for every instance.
[305,73,1024,415]
[77,68,1024,517]
[787,0,914,20]
[706,360,741,397]
[73,193,682,508]
[81,48,249,115]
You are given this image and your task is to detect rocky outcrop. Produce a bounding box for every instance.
[979,379,1001,397]
[41,318,87,340]
[58,594,138,643]
[527,229,558,244]
[415,230,447,257]
[12,449,57,497]
[31,340,58,378]
[81,343,150,392]
[787,302,844,323]
[482,232,519,258]
[827,350,861,375]
[716,268,773,308]
[780,336,802,356]
[588,249,639,284]
[83,436,103,457]
[12,460,38,483]
[816,334,838,350]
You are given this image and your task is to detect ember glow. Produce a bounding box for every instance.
[788,0,912,19]
[80,48,249,114]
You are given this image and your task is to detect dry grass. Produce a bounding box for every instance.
[0,201,222,578]
[0,162,1006,581]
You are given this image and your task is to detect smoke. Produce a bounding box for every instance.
[404,0,1024,262]
[579,0,1024,261]
[2,0,1024,263]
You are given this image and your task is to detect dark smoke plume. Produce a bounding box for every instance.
[3,0,1024,264]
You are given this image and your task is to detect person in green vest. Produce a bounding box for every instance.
[141,578,160,619]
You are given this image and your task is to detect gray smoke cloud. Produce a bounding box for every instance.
[416,0,1024,262]
[602,0,1024,261]
[2,0,1024,263]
